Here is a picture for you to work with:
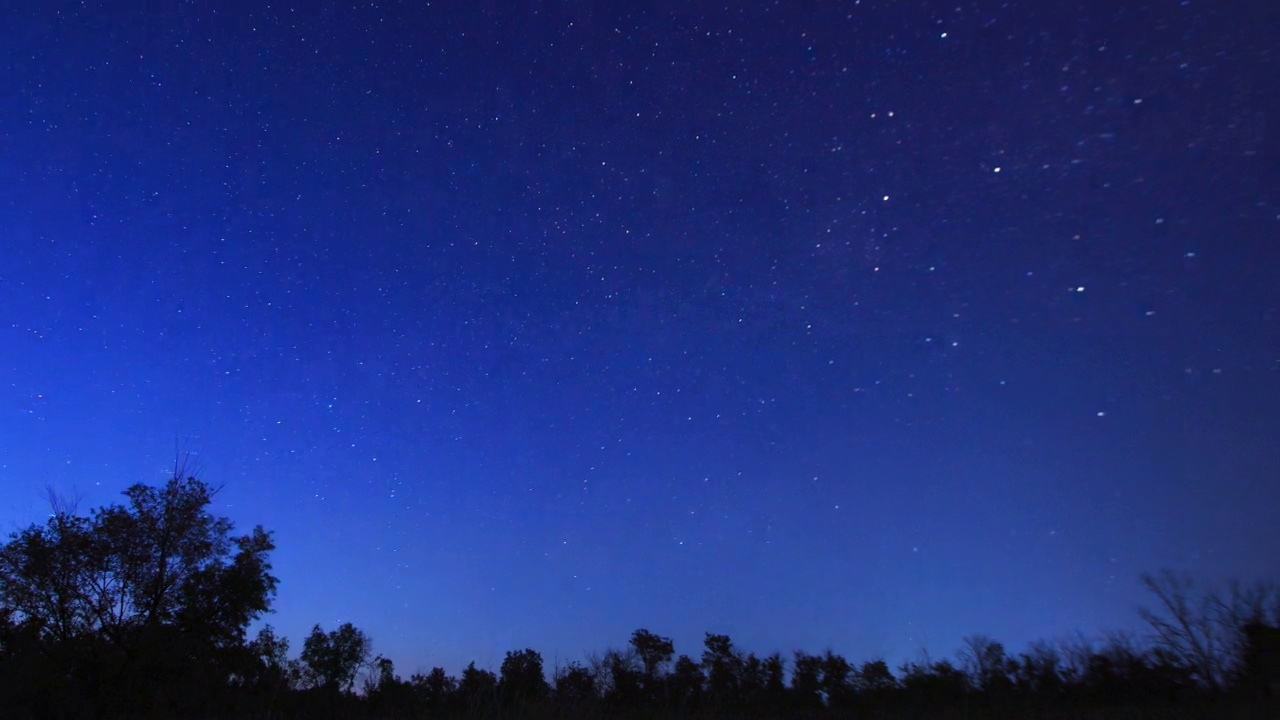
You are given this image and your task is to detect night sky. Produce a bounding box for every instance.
[2,1,1278,677]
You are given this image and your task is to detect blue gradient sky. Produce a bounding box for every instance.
[2,1,1277,676]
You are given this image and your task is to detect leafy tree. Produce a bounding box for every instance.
[552,661,598,707]
[0,603,15,655]
[899,658,970,708]
[762,652,786,698]
[499,647,550,705]
[409,666,457,716]
[0,477,275,647]
[853,659,897,718]
[741,651,786,711]
[365,655,418,718]
[0,476,277,714]
[701,632,743,701]
[669,654,705,712]
[247,624,292,681]
[627,628,675,706]
[630,627,675,679]
[458,661,498,715]
[592,647,642,706]
[820,649,854,707]
[856,658,897,693]
[740,652,766,699]
[242,624,294,717]
[791,650,824,705]
[361,654,396,696]
[299,622,371,692]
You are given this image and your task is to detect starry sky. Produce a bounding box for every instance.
[2,0,1278,677]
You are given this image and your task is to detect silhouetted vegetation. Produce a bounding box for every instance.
[2,476,1278,719]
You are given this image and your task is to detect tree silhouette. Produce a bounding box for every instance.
[670,653,705,713]
[1239,621,1280,699]
[299,622,371,692]
[0,475,276,716]
[0,477,275,644]
[410,666,458,716]
[898,657,970,712]
[791,650,825,712]
[498,647,550,708]
[741,651,786,713]
[701,632,743,704]
[458,660,498,715]
[609,646,647,708]
[1138,570,1225,690]
[247,624,292,681]
[820,650,854,709]
[630,627,675,705]
[3,475,1278,719]
[552,661,598,708]
[631,627,676,679]
[960,634,1013,693]
[244,625,294,715]
[857,659,897,692]
[1137,570,1280,693]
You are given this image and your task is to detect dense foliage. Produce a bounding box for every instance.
[1,477,1277,719]
[0,477,277,718]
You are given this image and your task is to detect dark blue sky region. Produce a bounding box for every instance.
[2,1,1278,676]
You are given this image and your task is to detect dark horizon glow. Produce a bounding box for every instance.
[1,2,1277,677]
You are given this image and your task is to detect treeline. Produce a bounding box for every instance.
[281,622,1280,720]
[1,476,1277,719]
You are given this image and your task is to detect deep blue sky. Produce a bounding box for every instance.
[2,0,1277,676]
